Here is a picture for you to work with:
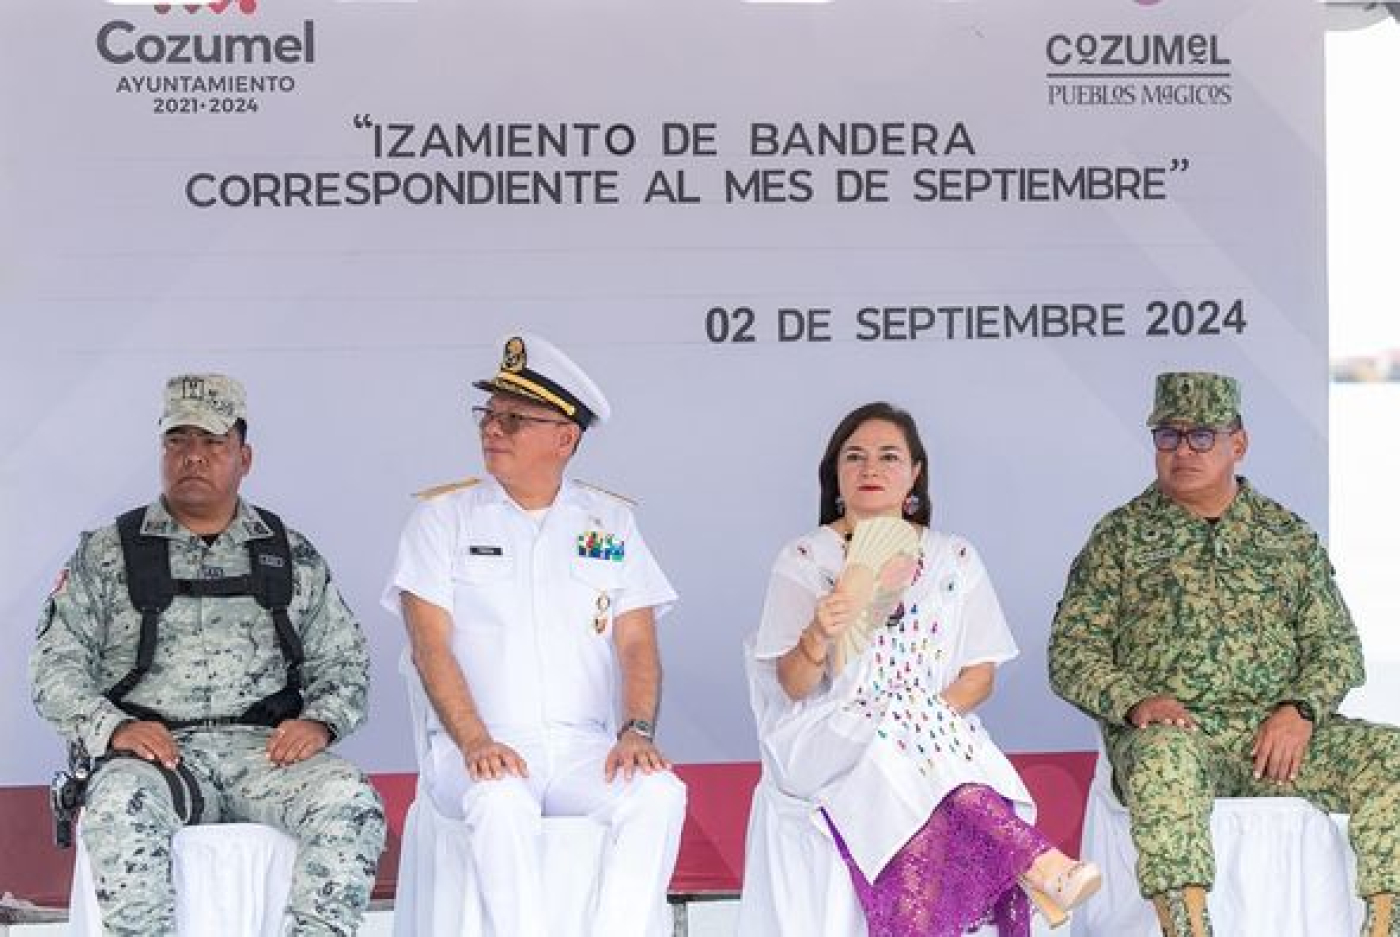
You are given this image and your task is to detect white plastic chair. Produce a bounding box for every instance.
[1077,744,1366,936]
[70,821,298,936]
[393,650,668,937]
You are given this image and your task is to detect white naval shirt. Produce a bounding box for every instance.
[384,477,677,740]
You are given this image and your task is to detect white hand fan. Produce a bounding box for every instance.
[831,517,922,675]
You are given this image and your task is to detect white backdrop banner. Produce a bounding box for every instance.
[0,0,1326,784]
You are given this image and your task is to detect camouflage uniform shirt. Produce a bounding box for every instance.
[30,499,370,755]
[1050,478,1363,734]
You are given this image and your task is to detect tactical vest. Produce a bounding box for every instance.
[105,505,305,729]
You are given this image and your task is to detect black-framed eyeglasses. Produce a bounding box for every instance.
[1150,425,1235,454]
[471,405,572,435]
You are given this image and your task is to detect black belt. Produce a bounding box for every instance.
[164,715,249,731]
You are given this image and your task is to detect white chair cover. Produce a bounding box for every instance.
[392,783,610,937]
[1077,745,1366,936]
[736,635,867,937]
[393,650,667,937]
[70,821,297,936]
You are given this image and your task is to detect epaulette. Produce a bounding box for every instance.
[412,477,481,500]
[576,480,637,505]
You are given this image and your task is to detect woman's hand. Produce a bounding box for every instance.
[777,591,852,700]
[812,591,855,640]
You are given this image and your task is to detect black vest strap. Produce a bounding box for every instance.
[248,510,305,694]
[106,505,304,728]
[107,509,169,705]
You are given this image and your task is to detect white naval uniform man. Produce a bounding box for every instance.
[384,333,686,937]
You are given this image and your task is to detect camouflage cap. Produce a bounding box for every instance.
[158,373,247,435]
[1146,371,1241,426]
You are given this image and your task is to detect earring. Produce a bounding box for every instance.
[903,493,921,517]
[835,496,845,516]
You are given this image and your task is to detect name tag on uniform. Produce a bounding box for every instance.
[468,545,503,556]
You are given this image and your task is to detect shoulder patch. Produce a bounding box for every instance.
[242,516,272,538]
[140,516,177,537]
[576,480,636,505]
[291,539,321,564]
[413,477,481,500]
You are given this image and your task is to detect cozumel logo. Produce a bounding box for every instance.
[97,18,315,66]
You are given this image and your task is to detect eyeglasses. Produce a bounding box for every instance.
[1150,425,1235,453]
[471,406,572,435]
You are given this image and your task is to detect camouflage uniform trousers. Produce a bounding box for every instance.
[81,726,385,936]
[1106,714,1400,900]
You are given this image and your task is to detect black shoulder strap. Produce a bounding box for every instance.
[246,507,304,690]
[107,508,173,705]
[106,505,305,721]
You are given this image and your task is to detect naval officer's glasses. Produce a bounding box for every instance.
[1150,425,1235,454]
[472,406,572,435]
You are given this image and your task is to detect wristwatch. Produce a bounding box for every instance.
[618,719,655,741]
[1279,700,1316,723]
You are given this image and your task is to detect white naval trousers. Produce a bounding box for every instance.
[427,726,686,937]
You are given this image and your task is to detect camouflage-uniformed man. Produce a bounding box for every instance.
[1049,371,1400,937]
[30,374,385,936]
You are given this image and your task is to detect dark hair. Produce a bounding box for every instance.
[232,418,248,443]
[817,401,931,526]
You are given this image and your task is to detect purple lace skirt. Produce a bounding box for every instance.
[826,783,1051,937]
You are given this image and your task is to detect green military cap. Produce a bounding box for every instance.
[1146,371,1241,426]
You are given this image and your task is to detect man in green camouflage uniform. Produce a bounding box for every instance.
[1049,371,1400,937]
[30,374,385,936]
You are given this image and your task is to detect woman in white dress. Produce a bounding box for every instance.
[753,402,1100,935]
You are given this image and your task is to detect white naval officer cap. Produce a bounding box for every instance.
[472,333,611,428]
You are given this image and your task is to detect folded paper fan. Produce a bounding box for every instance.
[832,517,922,675]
